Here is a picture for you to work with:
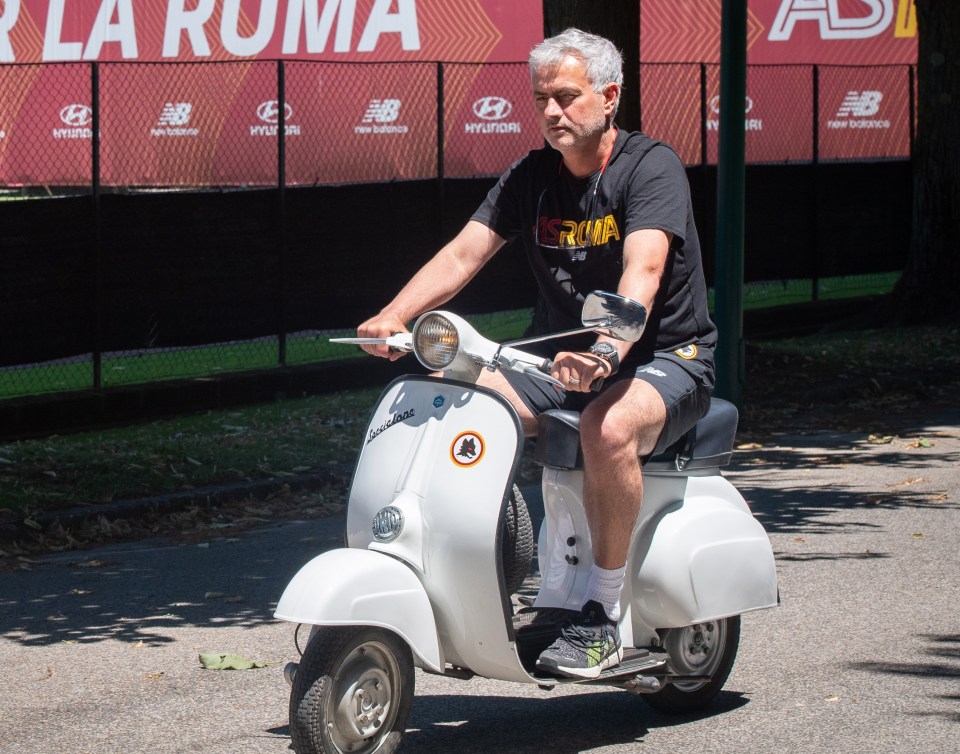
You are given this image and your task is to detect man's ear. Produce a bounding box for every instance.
[602,83,620,115]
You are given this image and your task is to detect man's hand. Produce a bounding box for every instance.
[551,351,613,392]
[357,313,408,361]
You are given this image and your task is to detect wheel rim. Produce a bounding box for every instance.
[327,640,402,753]
[662,620,727,691]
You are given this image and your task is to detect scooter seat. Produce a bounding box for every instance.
[534,398,739,472]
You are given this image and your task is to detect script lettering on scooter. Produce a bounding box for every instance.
[366,409,416,444]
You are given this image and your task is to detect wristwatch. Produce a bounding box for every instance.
[588,342,620,375]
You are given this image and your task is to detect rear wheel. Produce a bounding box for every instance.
[289,626,414,754]
[643,616,741,714]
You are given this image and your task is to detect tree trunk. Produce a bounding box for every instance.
[891,0,960,323]
[542,0,641,133]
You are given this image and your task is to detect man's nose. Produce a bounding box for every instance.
[543,97,563,118]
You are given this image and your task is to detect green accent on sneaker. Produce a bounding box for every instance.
[536,600,623,679]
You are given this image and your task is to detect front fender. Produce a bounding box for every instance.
[275,548,442,672]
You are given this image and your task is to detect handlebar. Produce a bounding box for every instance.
[333,325,605,392]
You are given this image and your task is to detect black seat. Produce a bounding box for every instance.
[534,398,739,472]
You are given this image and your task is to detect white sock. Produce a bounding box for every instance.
[585,564,626,622]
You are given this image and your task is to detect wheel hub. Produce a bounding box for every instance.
[662,620,725,690]
[331,646,397,749]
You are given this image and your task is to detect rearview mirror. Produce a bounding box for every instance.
[582,291,647,342]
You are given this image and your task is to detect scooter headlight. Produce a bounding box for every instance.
[412,313,460,370]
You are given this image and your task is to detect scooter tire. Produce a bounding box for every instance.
[642,616,741,714]
[501,485,535,596]
[289,625,414,754]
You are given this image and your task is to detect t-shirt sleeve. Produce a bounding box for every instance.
[470,154,534,242]
[622,145,688,244]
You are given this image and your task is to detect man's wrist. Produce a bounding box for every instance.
[588,342,620,375]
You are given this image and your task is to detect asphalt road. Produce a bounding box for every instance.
[2,404,958,753]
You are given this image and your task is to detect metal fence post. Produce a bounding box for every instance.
[91,61,103,390]
[277,60,288,366]
[811,64,820,301]
[908,64,915,158]
[436,61,445,248]
[714,0,747,406]
[700,63,709,167]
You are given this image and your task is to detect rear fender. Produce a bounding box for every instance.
[274,548,442,672]
[630,486,778,628]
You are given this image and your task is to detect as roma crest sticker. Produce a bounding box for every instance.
[451,431,485,468]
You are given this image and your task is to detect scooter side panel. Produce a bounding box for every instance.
[416,382,532,681]
[631,476,778,627]
[344,376,534,683]
[534,468,593,611]
[274,548,443,673]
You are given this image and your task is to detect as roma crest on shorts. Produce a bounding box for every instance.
[451,431,485,467]
[674,344,698,360]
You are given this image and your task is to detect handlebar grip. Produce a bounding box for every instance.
[538,359,603,391]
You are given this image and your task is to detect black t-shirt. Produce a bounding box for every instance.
[471,128,717,370]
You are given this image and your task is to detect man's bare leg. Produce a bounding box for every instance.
[579,378,666,569]
[475,369,539,437]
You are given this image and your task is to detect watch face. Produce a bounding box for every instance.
[591,343,616,356]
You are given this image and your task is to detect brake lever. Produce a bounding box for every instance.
[329,335,413,352]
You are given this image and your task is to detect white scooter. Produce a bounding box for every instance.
[275,291,778,754]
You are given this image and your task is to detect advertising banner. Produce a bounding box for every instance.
[641,0,917,65]
[0,0,539,64]
[639,0,917,163]
[0,1,543,186]
[443,63,542,178]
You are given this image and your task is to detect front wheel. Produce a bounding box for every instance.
[289,626,414,754]
[642,616,741,714]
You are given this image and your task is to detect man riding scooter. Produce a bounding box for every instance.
[356,28,716,679]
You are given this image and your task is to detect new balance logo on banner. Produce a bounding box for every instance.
[158,102,192,126]
[356,99,408,134]
[828,90,889,130]
[362,99,402,123]
[152,102,198,137]
[836,90,883,118]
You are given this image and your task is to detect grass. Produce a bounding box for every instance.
[0,388,379,521]
[0,310,537,400]
[2,320,957,525]
[0,274,899,401]
[1,320,957,560]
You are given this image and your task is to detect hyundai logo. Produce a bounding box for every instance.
[709,95,754,115]
[257,100,294,124]
[472,96,512,121]
[59,104,93,127]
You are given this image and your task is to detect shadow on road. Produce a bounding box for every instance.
[848,634,960,724]
[404,689,747,753]
[0,519,339,648]
[731,438,958,537]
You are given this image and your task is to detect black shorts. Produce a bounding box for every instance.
[501,350,714,457]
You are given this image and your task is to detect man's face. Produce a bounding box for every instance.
[531,54,617,153]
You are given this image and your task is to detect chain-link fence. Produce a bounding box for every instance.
[0,60,541,192]
[1,60,915,191]
[0,60,913,401]
[640,62,915,166]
